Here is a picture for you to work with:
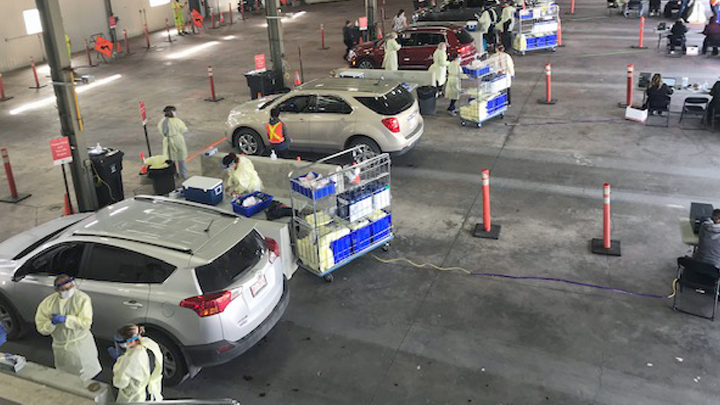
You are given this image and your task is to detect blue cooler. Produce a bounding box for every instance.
[182,176,224,205]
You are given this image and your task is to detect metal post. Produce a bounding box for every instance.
[229,2,233,24]
[84,39,96,67]
[557,17,564,47]
[36,0,98,211]
[631,16,647,49]
[591,183,621,255]
[144,24,151,49]
[266,0,287,89]
[619,64,633,107]
[538,63,557,104]
[0,148,31,203]
[165,18,175,42]
[473,169,501,239]
[29,57,47,89]
[298,45,304,82]
[124,29,131,54]
[0,74,13,102]
[320,24,328,50]
[204,66,224,102]
[365,0,378,41]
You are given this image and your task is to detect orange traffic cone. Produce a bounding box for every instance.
[63,193,74,216]
[116,41,122,53]
[294,71,302,86]
[139,152,148,175]
[377,26,383,39]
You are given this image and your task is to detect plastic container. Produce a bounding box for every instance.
[291,172,336,200]
[232,191,274,217]
[330,234,353,264]
[351,224,373,253]
[148,164,176,195]
[182,176,224,205]
[89,148,124,208]
[462,65,491,78]
[416,85,438,115]
[370,213,392,242]
[466,20,478,31]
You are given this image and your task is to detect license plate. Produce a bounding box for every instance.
[250,275,267,297]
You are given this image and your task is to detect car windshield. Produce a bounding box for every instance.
[194,230,266,293]
[12,222,80,260]
[455,29,474,44]
[355,85,414,115]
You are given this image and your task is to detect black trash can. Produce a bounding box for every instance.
[89,148,124,208]
[416,85,437,115]
[245,70,284,99]
[148,163,176,195]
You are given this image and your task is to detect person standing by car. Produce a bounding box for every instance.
[383,33,402,71]
[445,55,466,114]
[343,20,355,59]
[429,42,450,95]
[35,275,102,381]
[112,324,163,403]
[266,107,291,158]
[393,9,408,31]
[157,106,189,179]
[489,44,515,106]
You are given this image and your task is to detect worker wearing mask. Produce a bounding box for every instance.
[172,0,188,35]
[383,33,402,71]
[429,42,450,95]
[112,324,163,403]
[266,107,291,158]
[157,106,189,179]
[222,152,263,197]
[35,275,101,381]
[445,55,467,114]
[489,44,515,106]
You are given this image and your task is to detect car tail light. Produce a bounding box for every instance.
[265,237,279,263]
[180,290,234,317]
[382,117,400,133]
[458,45,469,54]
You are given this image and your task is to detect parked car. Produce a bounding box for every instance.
[225,78,423,159]
[347,24,477,70]
[413,0,500,23]
[0,196,289,386]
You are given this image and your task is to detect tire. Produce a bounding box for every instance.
[145,330,189,387]
[0,295,24,340]
[348,136,381,161]
[234,128,265,156]
[357,58,376,69]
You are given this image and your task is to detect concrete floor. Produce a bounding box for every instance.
[3,0,720,403]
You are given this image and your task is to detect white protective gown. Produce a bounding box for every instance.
[429,48,450,87]
[445,59,467,100]
[224,155,264,195]
[157,117,189,162]
[35,290,101,381]
[499,5,516,32]
[490,52,515,84]
[478,8,497,34]
[687,0,707,23]
[113,337,164,403]
[382,38,402,71]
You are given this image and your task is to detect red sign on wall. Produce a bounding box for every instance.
[109,16,117,29]
[50,137,73,166]
[254,54,266,71]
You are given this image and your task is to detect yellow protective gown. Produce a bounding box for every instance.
[157,117,189,162]
[224,155,264,195]
[428,48,450,87]
[35,290,101,381]
[113,337,164,403]
[382,38,401,71]
[499,6,516,32]
[172,1,186,32]
[445,59,467,101]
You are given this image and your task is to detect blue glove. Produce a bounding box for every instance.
[50,313,66,325]
[0,324,6,348]
[107,346,121,360]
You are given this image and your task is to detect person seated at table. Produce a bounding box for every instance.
[702,16,720,55]
[694,209,720,268]
[644,74,674,115]
[668,19,688,52]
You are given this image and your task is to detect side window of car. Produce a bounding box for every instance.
[277,96,312,113]
[416,33,445,46]
[314,95,353,114]
[78,244,176,284]
[22,243,86,278]
[397,33,417,47]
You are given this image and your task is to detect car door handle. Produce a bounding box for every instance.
[123,300,143,308]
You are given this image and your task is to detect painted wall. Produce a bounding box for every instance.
[0,0,237,72]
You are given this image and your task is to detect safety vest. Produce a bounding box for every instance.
[266,122,285,144]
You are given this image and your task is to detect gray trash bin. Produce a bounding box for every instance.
[416,85,437,115]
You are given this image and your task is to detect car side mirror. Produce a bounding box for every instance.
[12,264,31,282]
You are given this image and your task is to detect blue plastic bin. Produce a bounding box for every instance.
[537,37,547,47]
[462,66,491,78]
[351,224,373,253]
[331,234,353,264]
[232,191,274,217]
[370,213,392,242]
[291,172,336,200]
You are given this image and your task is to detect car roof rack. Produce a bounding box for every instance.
[72,230,194,254]
[134,195,239,218]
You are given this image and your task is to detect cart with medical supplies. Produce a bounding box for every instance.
[513,0,559,55]
[458,59,511,128]
[288,146,393,282]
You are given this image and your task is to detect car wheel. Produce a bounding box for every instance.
[357,58,375,69]
[0,295,24,340]
[234,128,265,155]
[348,136,381,161]
[145,330,189,387]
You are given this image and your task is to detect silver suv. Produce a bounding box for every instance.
[0,196,289,386]
[225,78,424,158]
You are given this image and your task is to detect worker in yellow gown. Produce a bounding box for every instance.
[172,0,188,35]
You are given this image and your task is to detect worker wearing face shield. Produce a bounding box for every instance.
[112,324,164,403]
[34,274,101,381]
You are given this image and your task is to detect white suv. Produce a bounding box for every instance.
[225,78,424,158]
[0,196,289,386]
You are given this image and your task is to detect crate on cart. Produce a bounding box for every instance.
[289,146,393,282]
[513,3,559,55]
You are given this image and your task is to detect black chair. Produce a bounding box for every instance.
[709,106,720,129]
[672,256,720,321]
[666,34,686,55]
[607,0,620,15]
[704,36,720,57]
[679,97,710,129]
[624,0,644,18]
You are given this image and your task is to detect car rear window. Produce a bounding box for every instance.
[355,85,414,115]
[455,29,474,44]
[195,230,266,293]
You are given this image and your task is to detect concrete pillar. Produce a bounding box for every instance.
[36,0,98,212]
[366,0,378,40]
[265,0,286,88]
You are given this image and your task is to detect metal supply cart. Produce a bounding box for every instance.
[458,59,510,128]
[513,2,559,55]
[288,146,393,282]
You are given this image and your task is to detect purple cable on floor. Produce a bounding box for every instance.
[470,273,666,299]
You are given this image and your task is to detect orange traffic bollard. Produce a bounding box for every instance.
[473,169,501,239]
[591,183,621,256]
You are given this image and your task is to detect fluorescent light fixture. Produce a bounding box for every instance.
[223,35,236,40]
[150,0,171,7]
[9,74,122,115]
[167,41,220,59]
[23,9,43,35]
